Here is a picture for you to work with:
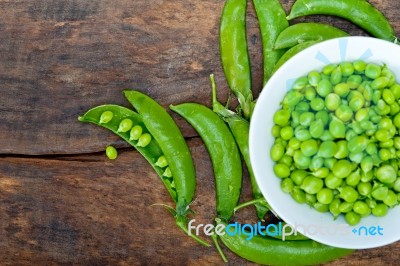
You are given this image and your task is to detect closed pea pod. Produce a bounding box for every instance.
[274,41,319,72]
[170,103,242,221]
[216,220,353,266]
[274,22,349,49]
[287,0,396,41]
[253,0,288,84]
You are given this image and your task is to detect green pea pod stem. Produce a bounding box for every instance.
[170,103,242,222]
[220,0,253,119]
[124,90,195,215]
[253,0,289,85]
[273,41,319,72]
[210,74,269,220]
[287,0,396,42]
[78,105,177,201]
[274,23,349,49]
[217,220,354,266]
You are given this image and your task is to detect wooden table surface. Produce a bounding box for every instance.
[1,0,399,265]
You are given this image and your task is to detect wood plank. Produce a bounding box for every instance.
[0,0,399,154]
[0,139,399,264]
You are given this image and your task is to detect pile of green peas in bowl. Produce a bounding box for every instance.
[270,59,400,225]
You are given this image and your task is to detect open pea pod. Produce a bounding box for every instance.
[78,105,177,202]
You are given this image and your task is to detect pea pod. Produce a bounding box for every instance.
[216,220,353,266]
[253,0,289,84]
[210,74,269,220]
[220,0,253,119]
[287,0,396,42]
[275,23,349,49]
[273,41,319,72]
[79,104,177,197]
[170,102,242,221]
[124,90,195,214]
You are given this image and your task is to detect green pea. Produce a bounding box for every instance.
[363,84,373,101]
[310,97,325,111]
[316,79,333,97]
[366,198,377,209]
[365,63,382,79]
[339,62,354,77]
[294,127,312,141]
[349,151,364,164]
[283,90,304,107]
[118,118,134,133]
[357,182,372,196]
[318,141,338,158]
[272,125,281,137]
[291,187,306,203]
[295,101,310,112]
[371,77,389,90]
[323,64,337,75]
[105,145,118,160]
[313,202,329,213]
[329,116,346,139]
[349,97,364,112]
[100,111,114,124]
[316,188,334,205]
[379,148,392,161]
[281,178,294,193]
[137,133,152,147]
[353,201,370,216]
[350,121,364,135]
[293,150,311,169]
[346,169,361,187]
[355,108,369,122]
[290,170,308,186]
[334,140,348,159]
[353,60,366,72]
[312,167,330,178]
[315,110,330,126]
[293,76,309,90]
[372,186,389,201]
[327,199,340,218]
[274,163,291,178]
[309,119,324,138]
[380,139,393,149]
[372,203,388,217]
[338,202,353,213]
[347,75,362,88]
[130,125,143,141]
[361,168,374,182]
[309,156,324,171]
[376,165,396,184]
[306,71,320,87]
[394,178,400,192]
[305,86,317,101]
[360,156,373,173]
[345,211,361,225]
[347,136,369,153]
[288,138,301,150]
[393,113,400,129]
[360,120,375,131]
[389,102,400,116]
[382,89,395,104]
[301,176,324,194]
[324,157,337,169]
[325,173,343,189]
[155,155,169,168]
[383,190,398,207]
[332,160,353,178]
[340,186,358,203]
[273,110,291,126]
[278,155,293,167]
[345,129,357,141]
[394,137,400,150]
[299,112,314,127]
[163,167,172,178]
[299,139,318,157]
[372,90,382,105]
[305,193,317,205]
[334,83,350,97]
[280,126,294,140]
[330,67,342,85]
[325,93,341,111]
[390,84,400,100]
[335,105,353,122]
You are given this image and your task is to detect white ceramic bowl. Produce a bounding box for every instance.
[249,36,400,249]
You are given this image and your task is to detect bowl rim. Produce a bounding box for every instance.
[249,36,400,249]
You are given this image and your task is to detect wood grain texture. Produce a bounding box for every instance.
[1,0,400,264]
[1,139,399,265]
